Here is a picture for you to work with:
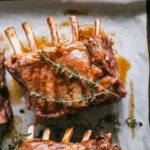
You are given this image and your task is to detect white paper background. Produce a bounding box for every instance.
[0,0,149,150]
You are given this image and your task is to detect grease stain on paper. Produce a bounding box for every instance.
[129,80,135,138]
[8,79,23,105]
[64,9,89,16]
[79,26,105,41]
[117,56,131,85]
[57,21,70,28]
[36,36,52,49]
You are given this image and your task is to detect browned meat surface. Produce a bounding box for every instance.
[0,52,13,139]
[5,34,126,122]
[18,132,120,150]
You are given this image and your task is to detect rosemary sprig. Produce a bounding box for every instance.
[37,49,120,99]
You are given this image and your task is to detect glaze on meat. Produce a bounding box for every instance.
[5,17,126,122]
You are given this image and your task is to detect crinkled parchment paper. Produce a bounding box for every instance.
[0,0,149,150]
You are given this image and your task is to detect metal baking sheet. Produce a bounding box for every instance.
[0,0,149,150]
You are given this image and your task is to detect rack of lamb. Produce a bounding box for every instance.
[5,16,126,122]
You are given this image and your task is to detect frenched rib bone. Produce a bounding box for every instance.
[18,125,121,150]
[5,27,23,54]
[47,16,59,46]
[5,16,126,122]
[22,22,38,51]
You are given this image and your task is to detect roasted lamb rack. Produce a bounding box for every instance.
[0,52,13,139]
[18,125,120,150]
[5,16,126,122]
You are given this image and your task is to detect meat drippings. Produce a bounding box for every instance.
[79,26,95,41]
[36,36,52,50]
[129,80,135,138]
[8,79,23,105]
[117,56,131,85]
[57,21,70,28]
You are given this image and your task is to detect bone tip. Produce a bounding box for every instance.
[65,127,74,134]
[82,130,93,141]
[107,133,112,138]
[95,19,100,24]
[69,127,74,131]
[42,128,51,140]
[27,124,35,139]
[22,22,30,28]
[70,15,77,20]
[68,127,74,133]
[47,16,54,23]
[62,127,74,142]
[5,27,15,37]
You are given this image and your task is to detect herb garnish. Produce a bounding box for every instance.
[7,133,31,150]
[30,90,106,106]
[125,118,143,128]
[34,49,120,105]
[30,91,48,104]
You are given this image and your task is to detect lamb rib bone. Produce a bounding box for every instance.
[95,19,100,36]
[47,16,59,46]
[18,126,121,150]
[22,22,38,51]
[82,130,93,141]
[61,127,74,142]
[70,16,79,41]
[27,124,35,139]
[42,127,51,140]
[5,27,23,54]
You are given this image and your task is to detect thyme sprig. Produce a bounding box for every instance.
[30,91,48,103]
[36,49,120,103]
[30,91,106,105]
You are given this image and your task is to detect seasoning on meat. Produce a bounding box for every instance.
[5,16,126,122]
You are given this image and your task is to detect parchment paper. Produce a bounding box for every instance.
[0,0,149,150]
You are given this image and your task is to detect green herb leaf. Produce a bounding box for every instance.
[53,62,60,69]
[67,96,72,106]
[37,51,43,57]
[86,78,93,88]
[43,58,50,64]
[125,118,143,128]
[95,79,100,88]
[61,68,65,75]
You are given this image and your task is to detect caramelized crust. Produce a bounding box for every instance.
[5,35,126,122]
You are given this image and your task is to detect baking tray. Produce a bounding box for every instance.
[0,0,150,150]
